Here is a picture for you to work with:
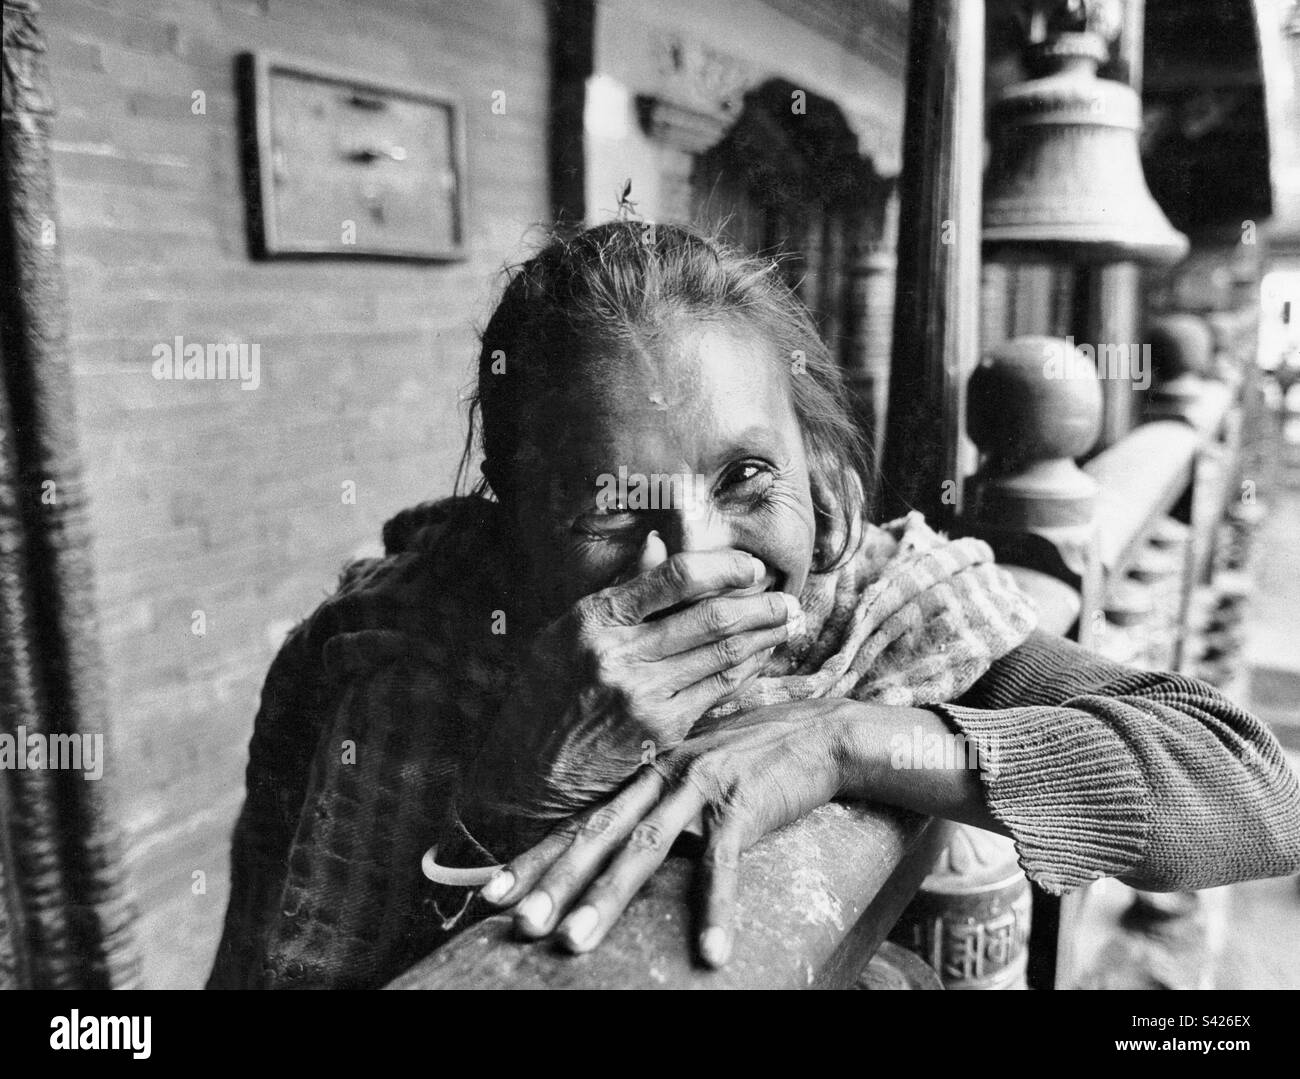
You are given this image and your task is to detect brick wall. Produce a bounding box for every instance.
[42,0,551,987]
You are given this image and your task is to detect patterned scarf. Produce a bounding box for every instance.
[209,497,1037,989]
[705,509,1037,715]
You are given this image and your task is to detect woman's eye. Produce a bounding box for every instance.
[716,462,773,502]
[571,511,642,542]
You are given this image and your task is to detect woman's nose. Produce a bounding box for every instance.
[659,504,735,554]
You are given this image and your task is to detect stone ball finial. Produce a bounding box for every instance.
[1027,0,1124,42]
[1146,313,1212,382]
[967,335,1103,468]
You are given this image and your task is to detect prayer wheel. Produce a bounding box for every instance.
[890,825,1032,991]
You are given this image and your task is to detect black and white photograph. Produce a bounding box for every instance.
[3,0,1300,1034]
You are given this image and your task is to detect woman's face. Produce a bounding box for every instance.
[507,319,818,617]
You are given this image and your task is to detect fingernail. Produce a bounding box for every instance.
[750,555,766,584]
[780,592,802,623]
[479,868,514,904]
[560,905,600,950]
[515,891,553,932]
[699,926,731,967]
[639,530,668,572]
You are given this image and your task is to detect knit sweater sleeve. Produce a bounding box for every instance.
[932,629,1300,895]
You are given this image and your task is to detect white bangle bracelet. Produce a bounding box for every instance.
[420,844,503,887]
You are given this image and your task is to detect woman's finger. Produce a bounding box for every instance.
[698,812,746,968]
[638,591,798,659]
[594,550,766,626]
[555,780,706,954]
[477,824,575,909]
[671,648,774,715]
[504,768,665,938]
[478,768,662,910]
[660,624,789,693]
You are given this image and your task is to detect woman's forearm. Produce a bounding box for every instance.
[936,630,1300,891]
[834,701,1009,836]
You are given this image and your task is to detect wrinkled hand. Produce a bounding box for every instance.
[477,699,855,967]
[465,538,801,832]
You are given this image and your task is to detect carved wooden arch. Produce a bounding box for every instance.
[689,78,894,360]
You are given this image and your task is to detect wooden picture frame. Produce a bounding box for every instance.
[239,51,468,261]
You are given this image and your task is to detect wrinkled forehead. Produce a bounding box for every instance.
[527,321,800,468]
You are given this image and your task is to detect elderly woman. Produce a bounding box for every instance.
[208,222,1300,989]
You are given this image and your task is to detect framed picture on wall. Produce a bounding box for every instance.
[239,51,468,260]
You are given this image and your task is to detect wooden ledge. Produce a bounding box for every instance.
[1003,564,1082,636]
[1085,420,1200,577]
[387,805,950,990]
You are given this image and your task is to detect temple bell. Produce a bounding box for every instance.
[983,11,1188,266]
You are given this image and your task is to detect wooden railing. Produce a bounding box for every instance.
[1086,421,1199,581]
[388,810,951,990]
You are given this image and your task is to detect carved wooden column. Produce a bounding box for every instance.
[879,0,1048,995]
[548,0,595,225]
[846,191,898,473]
[980,262,1009,352]
[1076,263,1142,448]
[0,0,140,987]
[1075,0,1147,451]
[878,0,985,528]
